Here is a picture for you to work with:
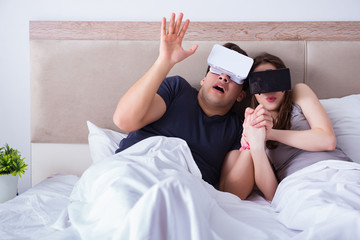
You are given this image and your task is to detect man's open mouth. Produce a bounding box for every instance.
[213,85,225,93]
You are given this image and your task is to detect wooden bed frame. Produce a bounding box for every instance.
[29,21,360,186]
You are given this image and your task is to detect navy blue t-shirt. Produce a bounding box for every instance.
[116,75,242,186]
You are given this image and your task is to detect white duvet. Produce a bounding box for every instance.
[63,136,360,240]
[272,159,360,239]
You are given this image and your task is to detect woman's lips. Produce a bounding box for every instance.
[266,97,276,102]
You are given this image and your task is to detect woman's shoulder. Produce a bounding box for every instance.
[293,83,312,93]
[292,83,318,106]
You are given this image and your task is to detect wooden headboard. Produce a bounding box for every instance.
[29,21,360,186]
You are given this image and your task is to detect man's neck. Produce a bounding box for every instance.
[197,93,231,117]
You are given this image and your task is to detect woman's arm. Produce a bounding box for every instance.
[220,105,276,200]
[113,13,198,132]
[267,83,336,151]
[250,143,278,201]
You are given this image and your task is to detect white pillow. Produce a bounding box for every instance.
[87,121,128,162]
[86,95,360,164]
[320,94,360,163]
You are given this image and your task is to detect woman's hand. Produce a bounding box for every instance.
[243,112,278,201]
[240,133,250,151]
[243,113,266,151]
[158,13,198,66]
[244,105,273,140]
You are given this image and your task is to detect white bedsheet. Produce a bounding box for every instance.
[0,174,79,240]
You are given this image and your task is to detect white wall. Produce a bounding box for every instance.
[1,0,360,193]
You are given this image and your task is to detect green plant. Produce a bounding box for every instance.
[0,143,28,178]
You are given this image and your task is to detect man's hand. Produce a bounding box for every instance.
[244,104,273,140]
[159,13,198,66]
[242,113,266,151]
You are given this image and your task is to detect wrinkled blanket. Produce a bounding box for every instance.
[64,136,360,240]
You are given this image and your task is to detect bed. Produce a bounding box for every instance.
[0,20,359,239]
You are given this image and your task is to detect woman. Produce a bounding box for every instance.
[220,53,352,201]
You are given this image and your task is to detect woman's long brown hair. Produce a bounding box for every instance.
[250,53,293,149]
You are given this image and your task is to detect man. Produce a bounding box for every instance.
[113,13,272,195]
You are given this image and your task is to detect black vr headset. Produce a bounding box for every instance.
[248,68,292,94]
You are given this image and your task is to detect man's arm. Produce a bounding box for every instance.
[113,13,198,132]
[219,149,255,200]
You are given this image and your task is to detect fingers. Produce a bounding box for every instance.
[252,104,266,118]
[241,116,266,151]
[164,12,187,36]
[178,19,189,38]
[239,132,250,151]
[168,13,176,35]
[244,107,254,120]
[243,112,250,128]
[161,17,166,37]
[241,136,247,146]
[250,104,273,129]
[252,114,271,126]
[174,13,184,35]
[159,13,196,63]
[252,115,273,130]
[185,44,198,57]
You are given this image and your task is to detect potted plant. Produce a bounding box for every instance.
[0,143,28,203]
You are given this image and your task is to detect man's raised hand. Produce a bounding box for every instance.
[159,13,198,66]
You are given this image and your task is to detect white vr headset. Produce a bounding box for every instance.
[207,44,254,85]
